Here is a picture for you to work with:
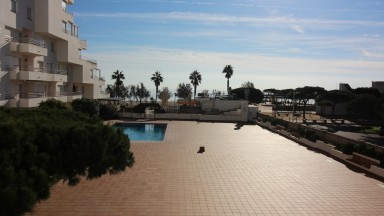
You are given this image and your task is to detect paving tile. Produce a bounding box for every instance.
[28,121,384,215]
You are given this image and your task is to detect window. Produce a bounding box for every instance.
[67,21,73,35]
[73,25,78,37]
[27,7,32,20]
[10,0,17,13]
[62,21,67,33]
[50,42,55,52]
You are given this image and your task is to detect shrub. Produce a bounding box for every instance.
[38,99,68,110]
[305,130,320,142]
[340,144,355,155]
[0,107,134,215]
[99,103,119,120]
[271,119,278,126]
[132,103,165,113]
[71,98,99,117]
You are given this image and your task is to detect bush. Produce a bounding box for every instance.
[99,103,118,120]
[132,103,165,113]
[304,130,320,142]
[38,99,68,110]
[340,144,355,155]
[71,98,99,117]
[271,119,278,126]
[0,107,134,215]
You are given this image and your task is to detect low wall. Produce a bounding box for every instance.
[255,120,384,179]
[201,100,242,112]
[119,112,242,122]
[258,113,384,154]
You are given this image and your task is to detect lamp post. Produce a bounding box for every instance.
[292,91,295,122]
[174,93,177,111]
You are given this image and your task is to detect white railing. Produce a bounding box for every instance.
[25,93,45,99]
[8,66,68,75]
[6,65,19,71]
[79,55,97,64]
[57,92,82,97]
[1,93,18,100]
[14,38,47,49]
[20,92,82,99]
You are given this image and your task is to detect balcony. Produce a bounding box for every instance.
[9,38,48,56]
[15,92,82,108]
[79,55,97,64]
[9,67,68,82]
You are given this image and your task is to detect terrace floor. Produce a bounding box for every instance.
[29,121,384,216]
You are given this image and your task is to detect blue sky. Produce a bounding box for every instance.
[69,0,384,93]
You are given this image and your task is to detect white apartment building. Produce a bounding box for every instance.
[0,0,108,107]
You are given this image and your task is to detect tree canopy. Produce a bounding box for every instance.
[318,90,353,116]
[222,65,233,93]
[189,70,202,98]
[232,87,264,103]
[158,87,172,108]
[295,86,325,119]
[0,102,134,215]
[176,83,192,99]
[108,70,128,98]
[348,94,384,120]
[151,71,163,101]
[241,81,255,88]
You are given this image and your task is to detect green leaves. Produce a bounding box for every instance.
[0,107,134,215]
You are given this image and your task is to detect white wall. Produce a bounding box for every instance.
[202,100,243,112]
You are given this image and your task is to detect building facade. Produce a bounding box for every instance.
[0,0,108,107]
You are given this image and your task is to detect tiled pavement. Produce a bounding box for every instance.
[29,121,384,215]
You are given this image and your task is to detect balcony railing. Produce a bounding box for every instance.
[20,92,82,99]
[80,55,97,64]
[1,93,18,100]
[7,65,68,75]
[56,92,82,97]
[13,38,47,49]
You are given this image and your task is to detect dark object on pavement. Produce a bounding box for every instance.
[197,146,205,153]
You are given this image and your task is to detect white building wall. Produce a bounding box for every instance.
[0,0,105,107]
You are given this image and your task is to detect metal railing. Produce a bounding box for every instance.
[7,65,68,75]
[2,93,18,100]
[24,93,45,99]
[79,55,97,64]
[20,92,82,99]
[56,91,82,97]
[13,38,47,49]
[5,65,19,71]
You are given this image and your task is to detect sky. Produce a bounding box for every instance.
[69,0,384,94]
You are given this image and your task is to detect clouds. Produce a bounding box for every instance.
[86,46,384,90]
[291,25,305,34]
[73,0,384,92]
[76,11,384,28]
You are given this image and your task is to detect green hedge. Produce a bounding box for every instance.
[0,105,134,215]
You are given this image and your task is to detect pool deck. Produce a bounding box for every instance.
[29,121,384,215]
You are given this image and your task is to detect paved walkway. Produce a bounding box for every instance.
[29,121,384,215]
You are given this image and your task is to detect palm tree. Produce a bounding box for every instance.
[150,71,163,101]
[222,65,233,93]
[189,70,202,98]
[112,70,125,87]
[111,70,125,98]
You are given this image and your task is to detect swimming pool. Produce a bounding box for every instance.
[114,123,167,141]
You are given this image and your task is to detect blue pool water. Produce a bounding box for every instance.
[114,123,167,141]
